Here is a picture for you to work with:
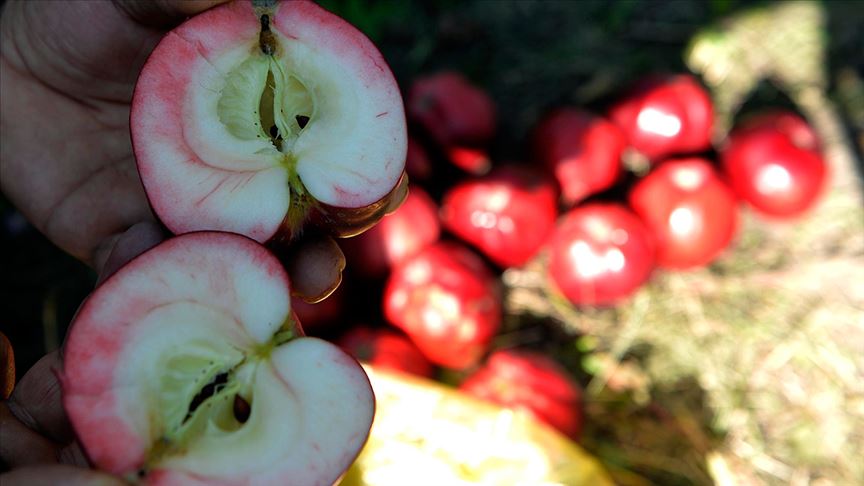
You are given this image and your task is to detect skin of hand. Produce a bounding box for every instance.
[0,0,345,481]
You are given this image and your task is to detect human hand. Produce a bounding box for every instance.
[0,1,348,481]
[0,0,345,298]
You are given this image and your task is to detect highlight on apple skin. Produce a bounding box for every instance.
[609,74,713,162]
[131,0,407,243]
[61,232,375,485]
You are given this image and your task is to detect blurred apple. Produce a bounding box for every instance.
[441,165,557,268]
[548,203,655,307]
[341,186,440,278]
[721,111,827,219]
[609,74,713,161]
[629,157,738,269]
[338,326,435,378]
[460,350,583,439]
[384,242,501,369]
[533,109,626,205]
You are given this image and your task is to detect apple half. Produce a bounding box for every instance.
[131,0,407,242]
[61,232,374,484]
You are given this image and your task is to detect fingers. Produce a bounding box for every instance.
[0,465,124,486]
[0,402,59,467]
[113,0,230,28]
[5,351,74,444]
[280,235,347,303]
[93,221,166,285]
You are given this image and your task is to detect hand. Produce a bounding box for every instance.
[1,350,124,485]
[0,0,345,481]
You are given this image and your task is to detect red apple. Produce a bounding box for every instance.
[548,203,655,307]
[440,165,557,268]
[383,242,501,369]
[721,111,827,219]
[338,326,435,378]
[609,74,713,161]
[341,186,440,278]
[131,0,407,242]
[61,232,374,484]
[460,350,583,439]
[533,109,626,205]
[407,71,495,146]
[629,158,738,269]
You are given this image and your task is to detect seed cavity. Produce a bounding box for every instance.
[184,372,230,423]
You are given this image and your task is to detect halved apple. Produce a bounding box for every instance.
[62,232,374,484]
[131,0,407,242]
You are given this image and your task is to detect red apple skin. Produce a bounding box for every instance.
[460,350,583,439]
[407,71,496,147]
[383,242,501,370]
[629,158,739,269]
[440,165,558,268]
[340,186,440,278]
[533,109,626,205]
[338,326,435,378]
[609,74,713,161]
[548,203,655,307]
[720,111,827,219]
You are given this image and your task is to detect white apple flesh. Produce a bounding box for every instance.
[61,232,374,485]
[131,0,407,242]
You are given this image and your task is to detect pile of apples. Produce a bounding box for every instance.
[323,71,828,445]
[54,1,827,484]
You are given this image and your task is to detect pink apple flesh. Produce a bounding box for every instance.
[62,232,374,485]
[131,0,406,242]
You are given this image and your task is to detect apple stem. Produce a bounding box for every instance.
[259,14,277,56]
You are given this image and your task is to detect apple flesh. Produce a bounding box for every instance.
[131,0,407,242]
[629,157,739,269]
[384,242,501,370]
[460,350,583,439]
[61,232,374,485]
[440,165,558,268]
[533,109,626,205]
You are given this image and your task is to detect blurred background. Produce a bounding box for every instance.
[2,0,863,484]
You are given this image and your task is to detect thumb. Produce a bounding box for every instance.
[93,221,166,285]
[113,0,230,28]
[0,465,125,486]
